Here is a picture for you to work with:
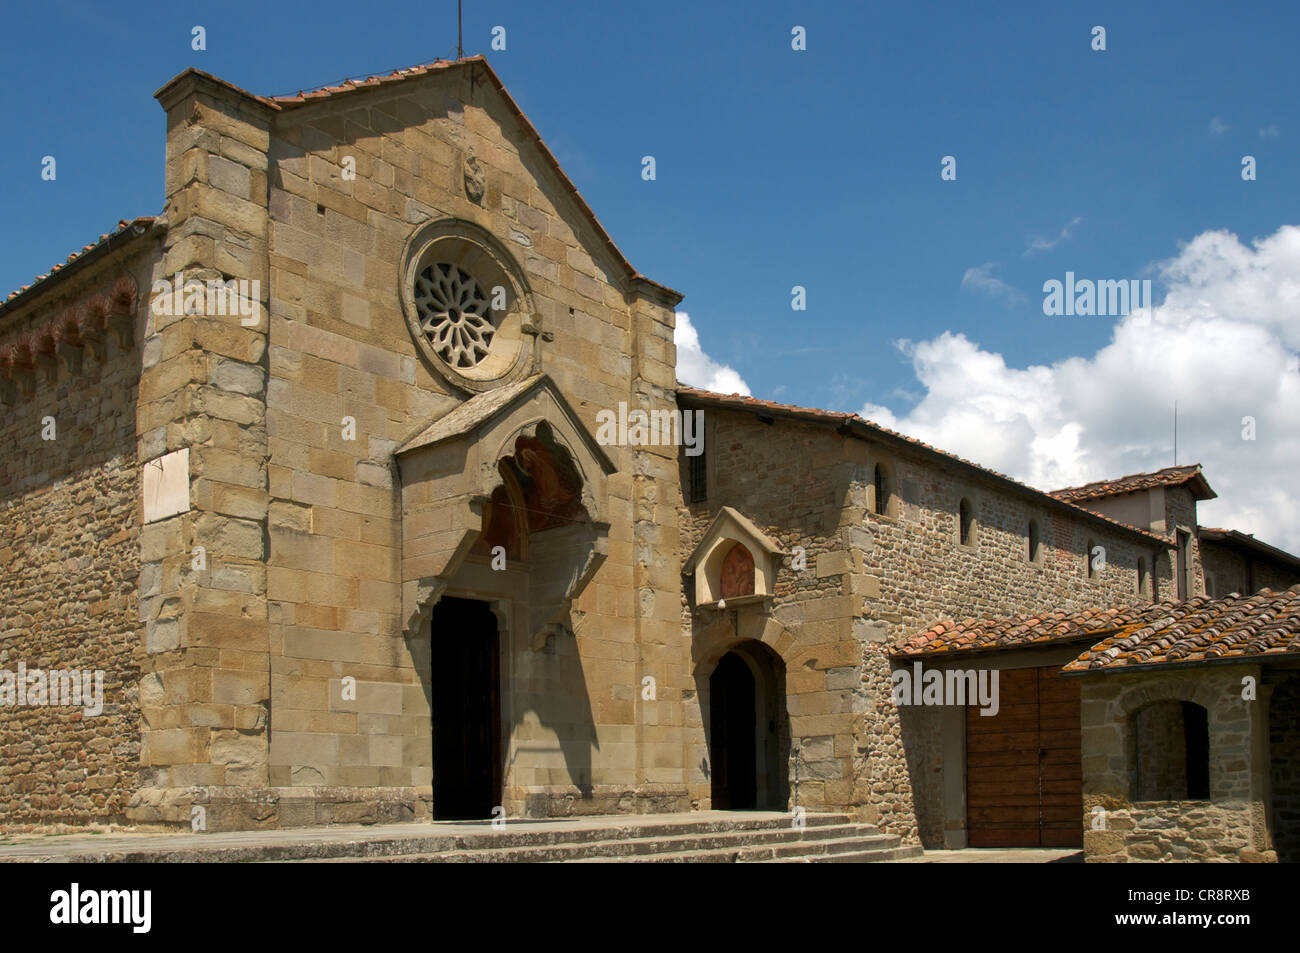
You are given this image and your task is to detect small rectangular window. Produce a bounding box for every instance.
[1176,530,1191,599]
[688,447,707,504]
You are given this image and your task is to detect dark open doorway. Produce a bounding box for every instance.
[708,642,787,810]
[430,596,502,820]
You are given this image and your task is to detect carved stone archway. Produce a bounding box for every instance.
[394,373,615,644]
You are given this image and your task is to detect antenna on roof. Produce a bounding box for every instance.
[457,0,464,59]
[1173,400,1178,466]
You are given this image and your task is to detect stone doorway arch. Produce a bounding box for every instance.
[707,640,788,810]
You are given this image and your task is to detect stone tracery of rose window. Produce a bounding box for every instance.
[413,262,495,369]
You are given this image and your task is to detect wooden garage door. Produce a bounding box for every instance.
[965,666,1082,848]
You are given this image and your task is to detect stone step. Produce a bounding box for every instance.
[340,823,890,863]
[573,832,910,864]
[17,812,852,864]
[759,846,924,863]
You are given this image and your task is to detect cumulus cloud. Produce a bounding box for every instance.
[674,311,750,395]
[861,225,1300,552]
[961,262,1025,304]
[1209,116,1231,135]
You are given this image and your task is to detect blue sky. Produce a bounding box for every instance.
[4,0,1299,544]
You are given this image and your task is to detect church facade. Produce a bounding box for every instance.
[2,57,1297,860]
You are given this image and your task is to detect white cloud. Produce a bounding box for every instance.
[1209,116,1231,135]
[1026,216,1083,255]
[861,225,1300,553]
[1260,123,1280,138]
[961,262,1025,305]
[674,311,750,395]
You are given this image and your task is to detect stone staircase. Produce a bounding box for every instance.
[305,812,919,863]
[0,811,920,863]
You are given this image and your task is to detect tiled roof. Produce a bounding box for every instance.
[895,603,1177,658]
[1062,585,1300,672]
[1050,463,1217,503]
[894,586,1300,672]
[270,59,462,105]
[675,387,1173,546]
[2,217,161,315]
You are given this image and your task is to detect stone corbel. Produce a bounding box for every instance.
[57,341,83,376]
[14,368,36,398]
[110,315,135,350]
[402,576,450,642]
[81,329,107,363]
[400,498,485,638]
[109,277,138,349]
[565,524,609,602]
[34,350,58,386]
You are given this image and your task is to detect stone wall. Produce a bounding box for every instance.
[0,246,156,826]
[128,59,686,828]
[1200,539,1300,598]
[1079,665,1273,862]
[678,406,1169,842]
[129,72,276,830]
[1268,674,1300,862]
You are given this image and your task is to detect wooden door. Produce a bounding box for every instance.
[965,665,1081,847]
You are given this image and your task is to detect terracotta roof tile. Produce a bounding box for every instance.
[1062,585,1300,672]
[1050,463,1216,503]
[676,387,1173,546]
[894,586,1300,671]
[895,602,1175,657]
[2,217,162,315]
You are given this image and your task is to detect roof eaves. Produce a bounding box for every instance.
[1197,527,1300,572]
[1,216,165,321]
[1061,650,1300,677]
[676,387,1172,548]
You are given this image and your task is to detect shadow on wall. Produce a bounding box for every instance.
[1270,675,1300,863]
[512,607,599,809]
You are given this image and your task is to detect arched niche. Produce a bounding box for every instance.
[684,506,784,608]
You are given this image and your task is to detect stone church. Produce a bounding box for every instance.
[2,56,1297,861]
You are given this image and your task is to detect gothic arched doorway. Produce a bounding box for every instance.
[708,641,788,810]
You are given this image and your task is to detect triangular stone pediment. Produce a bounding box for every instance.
[684,506,785,607]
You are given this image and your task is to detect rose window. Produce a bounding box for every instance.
[413,262,495,368]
